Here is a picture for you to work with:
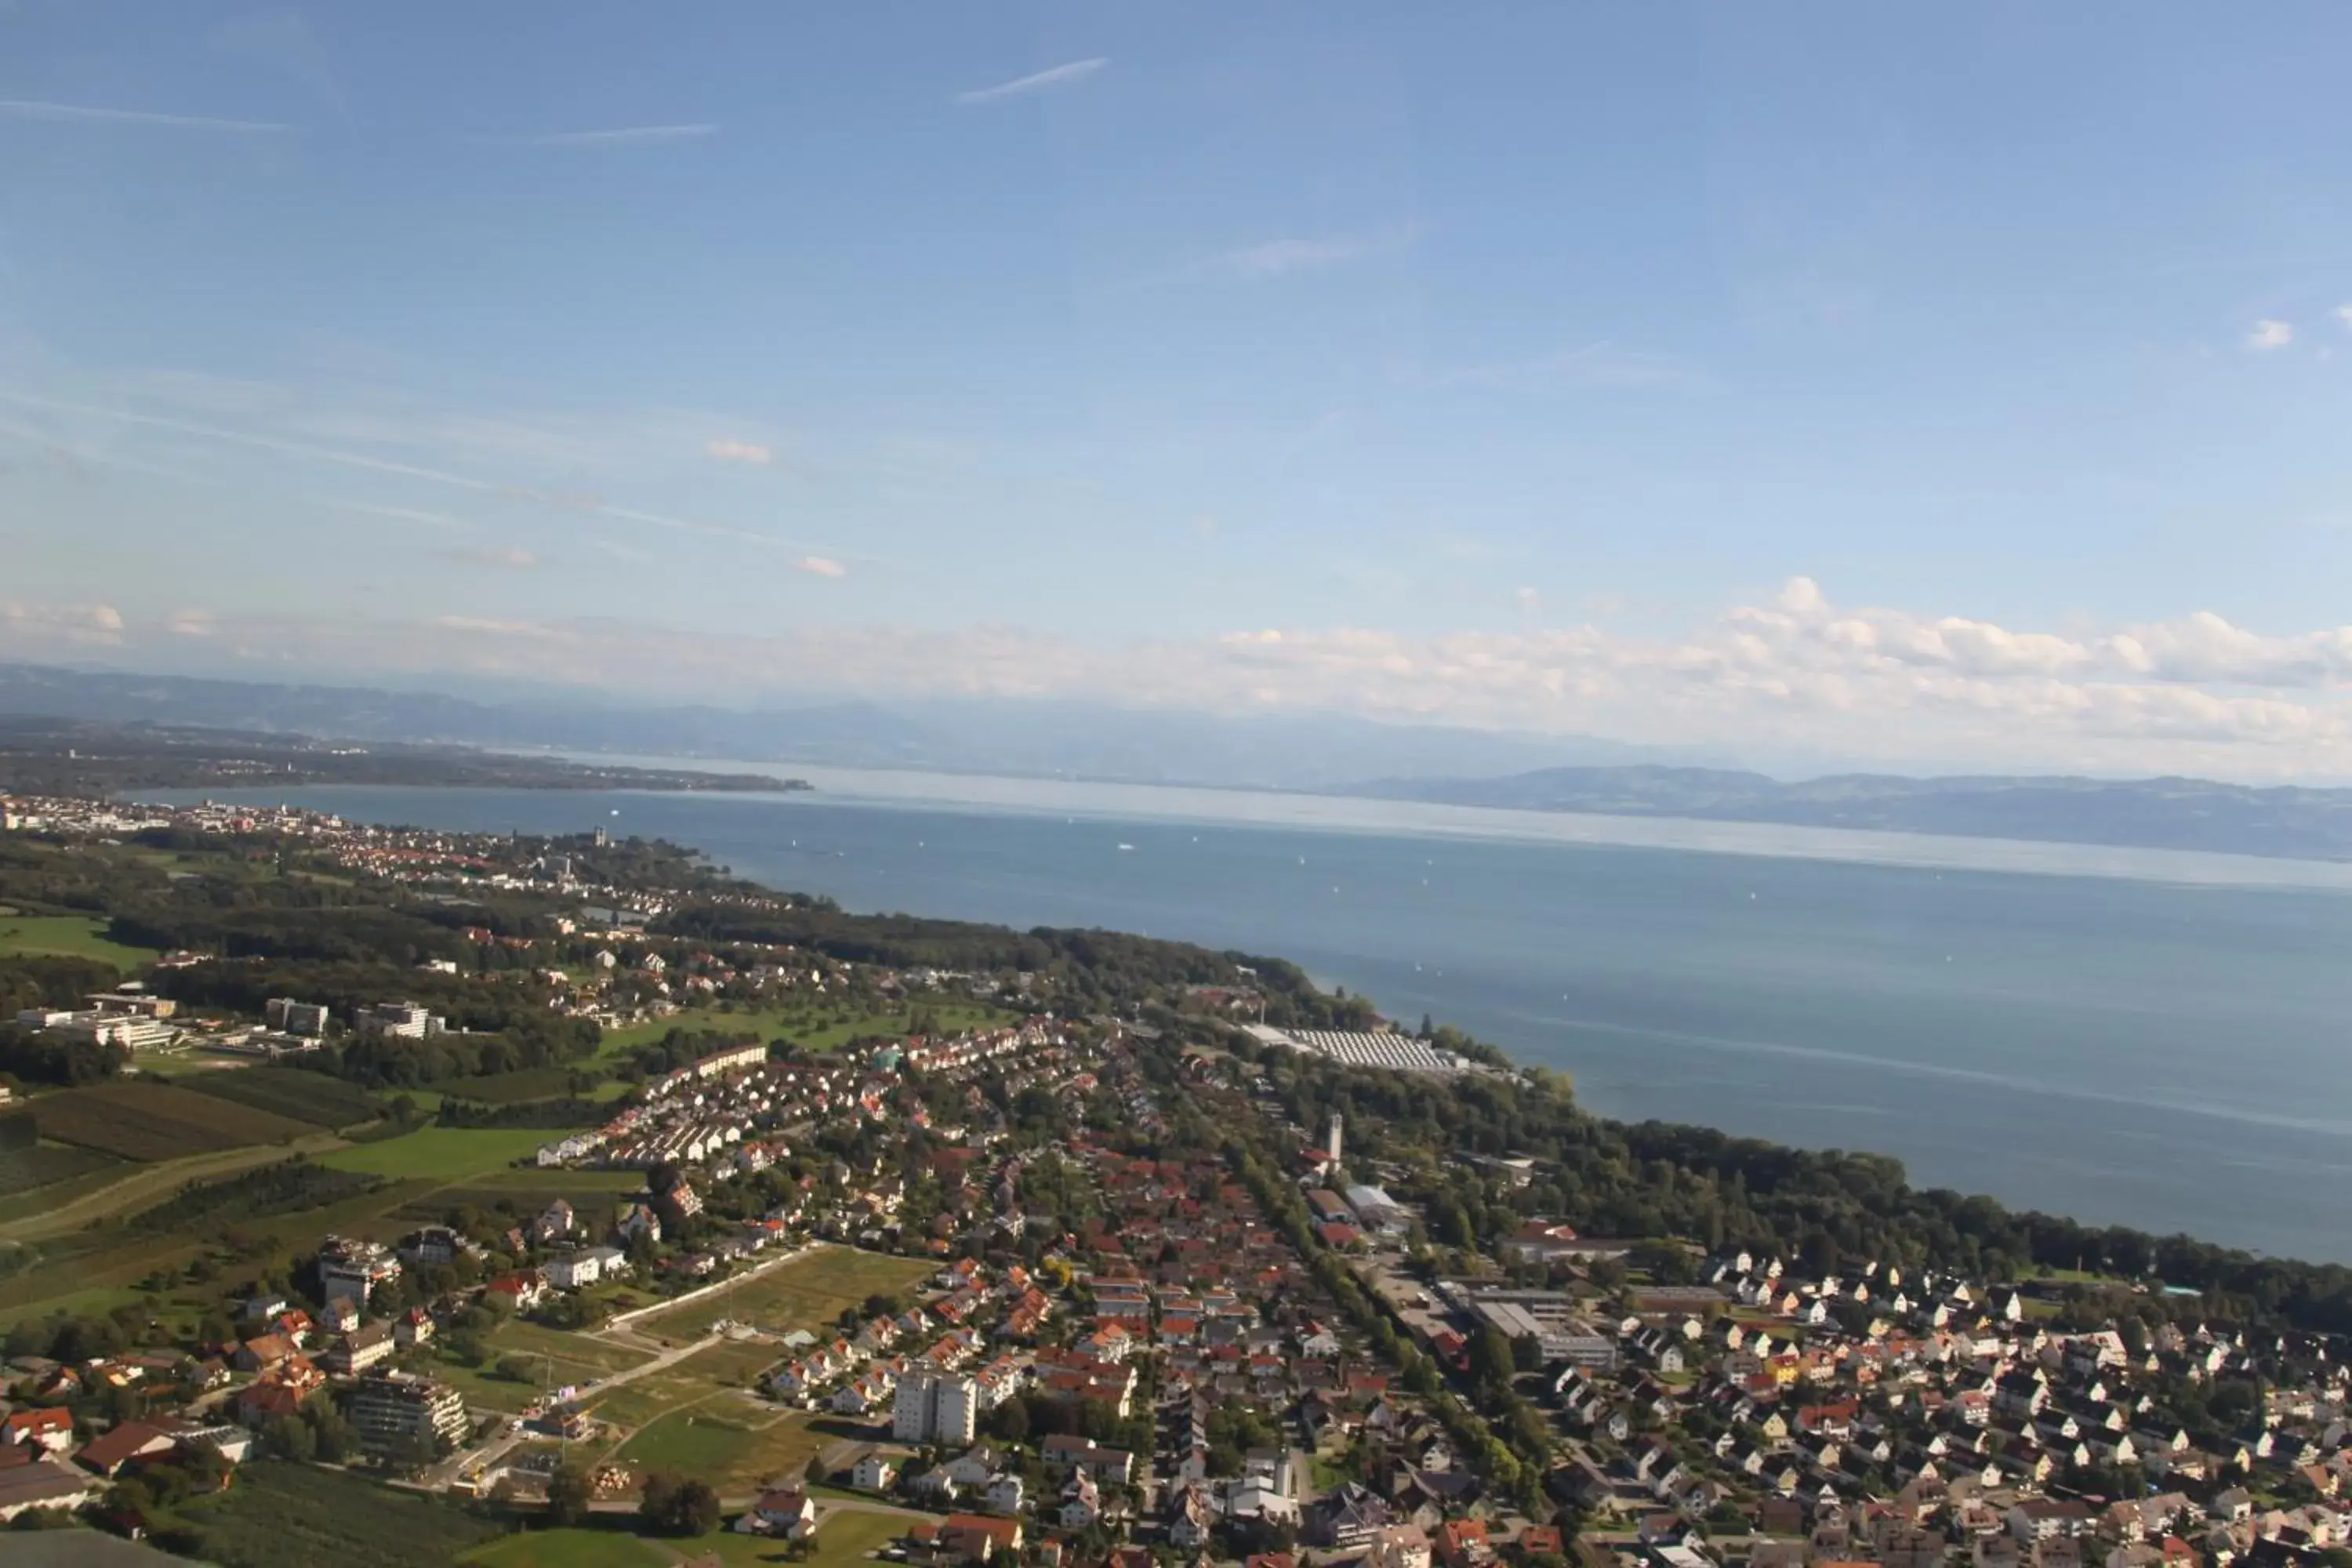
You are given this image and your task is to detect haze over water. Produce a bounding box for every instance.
[162,768,2352,1264]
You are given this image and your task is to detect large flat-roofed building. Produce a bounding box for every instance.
[1241,1025,1463,1075]
[895,1370,979,1445]
[266,997,331,1036]
[349,1371,468,1453]
[89,989,176,1019]
[24,1011,176,1051]
[357,1002,445,1040]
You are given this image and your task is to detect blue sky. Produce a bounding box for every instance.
[8,2,2352,775]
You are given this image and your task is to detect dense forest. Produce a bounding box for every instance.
[660,901,1374,1025]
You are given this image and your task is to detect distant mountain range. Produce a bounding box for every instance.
[1348,765,2352,862]
[12,661,2352,861]
[0,662,1712,791]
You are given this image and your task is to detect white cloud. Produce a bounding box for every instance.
[705,437,773,466]
[166,608,216,637]
[1208,223,1419,280]
[489,124,717,147]
[16,578,2352,776]
[956,58,1106,105]
[2336,303,2352,330]
[2248,318,2295,350]
[795,556,848,579]
[0,100,290,133]
[309,496,466,531]
[0,601,125,644]
[440,544,540,570]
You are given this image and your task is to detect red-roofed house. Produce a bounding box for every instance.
[76,1421,178,1478]
[486,1272,548,1312]
[940,1513,1023,1563]
[2,1409,74,1455]
[1436,1519,1495,1568]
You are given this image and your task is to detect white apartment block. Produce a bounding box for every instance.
[894,1370,980,1446]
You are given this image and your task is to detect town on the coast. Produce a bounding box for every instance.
[1,788,2348,1568]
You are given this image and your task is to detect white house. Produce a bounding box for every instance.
[740,1486,817,1541]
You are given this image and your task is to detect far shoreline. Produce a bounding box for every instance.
[497,750,2352,895]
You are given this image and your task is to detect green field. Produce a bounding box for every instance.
[441,1067,579,1104]
[619,1404,825,1496]
[32,1080,318,1161]
[392,1169,644,1224]
[430,1319,659,1415]
[0,1152,136,1221]
[465,1529,670,1568]
[180,1459,503,1568]
[695,1508,908,1567]
[0,1140,122,1198]
[0,913,158,968]
[322,1125,574,1180]
[583,1339,780,1433]
[463,1512,909,1568]
[0,1135,346,1241]
[634,1246,932,1341]
[183,1066,388,1128]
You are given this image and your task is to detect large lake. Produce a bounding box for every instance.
[151,768,2352,1262]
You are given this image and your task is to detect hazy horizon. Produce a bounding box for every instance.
[9,6,2352,777]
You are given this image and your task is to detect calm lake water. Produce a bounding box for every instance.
[151,771,2352,1262]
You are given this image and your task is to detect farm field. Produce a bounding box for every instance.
[30,1080,318,1161]
[321,1125,572,1180]
[0,1171,446,1329]
[0,913,158,967]
[464,1529,668,1568]
[180,1460,502,1568]
[439,1066,578,1104]
[634,1245,931,1341]
[0,1154,132,1221]
[617,1403,824,1497]
[0,1137,348,1240]
[391,1169,642,1224]
[183,1066,387,1128]
[0,1140,122,1199]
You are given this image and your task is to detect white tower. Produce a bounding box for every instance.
[1326,1112,1344,1166]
